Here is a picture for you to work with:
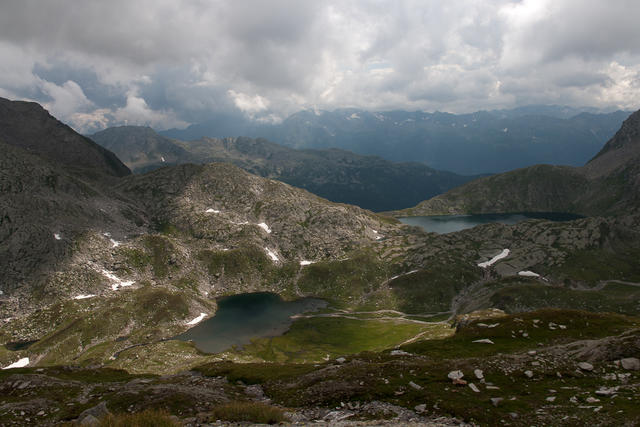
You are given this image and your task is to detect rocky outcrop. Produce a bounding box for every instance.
[0,97,130,178]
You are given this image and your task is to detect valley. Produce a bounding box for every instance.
[0,97,639,425]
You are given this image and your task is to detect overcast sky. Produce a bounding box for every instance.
[1,0,639,132]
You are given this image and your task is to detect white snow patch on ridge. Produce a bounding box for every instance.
[518,271,540,277]
[101,269,135,291]
[257,222,272,233]
[3,357,29,370]
[74,294,96,300]
[300,260,315,266]
[478,249,510,268]
[265,247,279,262]
[205,208,220,213]
[186,313,207,325]
[54,233,62,240]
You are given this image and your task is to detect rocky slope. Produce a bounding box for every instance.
[0,97,130,178]
[396,109,640,217]
[91,126,475,211]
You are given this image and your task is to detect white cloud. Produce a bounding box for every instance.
[0,0,639,130]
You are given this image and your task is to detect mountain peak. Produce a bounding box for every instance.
[0,97,130,177]
[584,109,640,178]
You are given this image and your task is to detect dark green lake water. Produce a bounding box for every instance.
[174,292,326,353]
[399,212,582,234]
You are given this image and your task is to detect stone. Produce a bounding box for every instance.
[414,404,427,413]
[491,397,503,407]
[586,397,600,403]
[578,362,594,371]
[77,402,111,423]
[595,386,618,396]
[620,357,640,370]
[524,370,534,378]
[474,369,484,379]
[469,383,480,393]
[447,370,464,381]
[80,414,99,426]
[336,357,346,364]
[409,381,422,390]
[546,396,556,402]
[390,350,411,356]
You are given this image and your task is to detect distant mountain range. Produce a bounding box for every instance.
[161,106,630,175]
[91,126,477,212]
[395,109,640,218]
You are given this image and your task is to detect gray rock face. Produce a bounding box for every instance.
[0,97,130,178]
[620,357,640,370]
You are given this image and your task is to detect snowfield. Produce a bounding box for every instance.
[518,270,540,277]
[257,222,272,233]
[100,269,135,291]
[265,247,279,262]
[478,249,510,268]
[73,294,96,300]
[186,313,207,325]
[2,357,29,370]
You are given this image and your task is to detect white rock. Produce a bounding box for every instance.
[546,396,556,402]
[474,369,484,379]
[390,350,411,356]
[586,397,600,403]
[578,362,594,371]
[336,357,346,364]
[469,383,480,393]
[473,339,494,344]
[409,381,422,390]
[595,386,618,396]
[53,233,62,240]
[620,357,640,370]
[524,370,534,378]
[414,404,426,413]
[448,370,464,380]
[73,294,96,300]
[300,260,315,266]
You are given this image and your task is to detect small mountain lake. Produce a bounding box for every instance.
[174,292,327,353]
[399,212,582,234]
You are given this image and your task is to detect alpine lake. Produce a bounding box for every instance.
[399,212,583,234]
[174,292,327,353]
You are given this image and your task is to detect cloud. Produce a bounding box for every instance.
[0,0,639,132]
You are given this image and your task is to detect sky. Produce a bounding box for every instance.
[1,0,639,132]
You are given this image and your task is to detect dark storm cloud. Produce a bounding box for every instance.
[0,0,638,132]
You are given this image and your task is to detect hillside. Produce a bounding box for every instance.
[2,100,640,425]
[161,107,629,174]
[396,110,640,217]
[91,127,475,211]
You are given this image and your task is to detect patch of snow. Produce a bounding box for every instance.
[478,249,510,268]
[518,270,540,277]
[186,313,207,325]
[265,247,279,262]
[257,222,272,233]
[2,357,29,370]
[503,128,508,132]
[101,269,135,291]
[473,339,495,344]
[205,208,220,213]
[53,233,62,240]
[74,294,96,300]
[161,156,166,162]
[348,113,360,120]
[300,260,315,266]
